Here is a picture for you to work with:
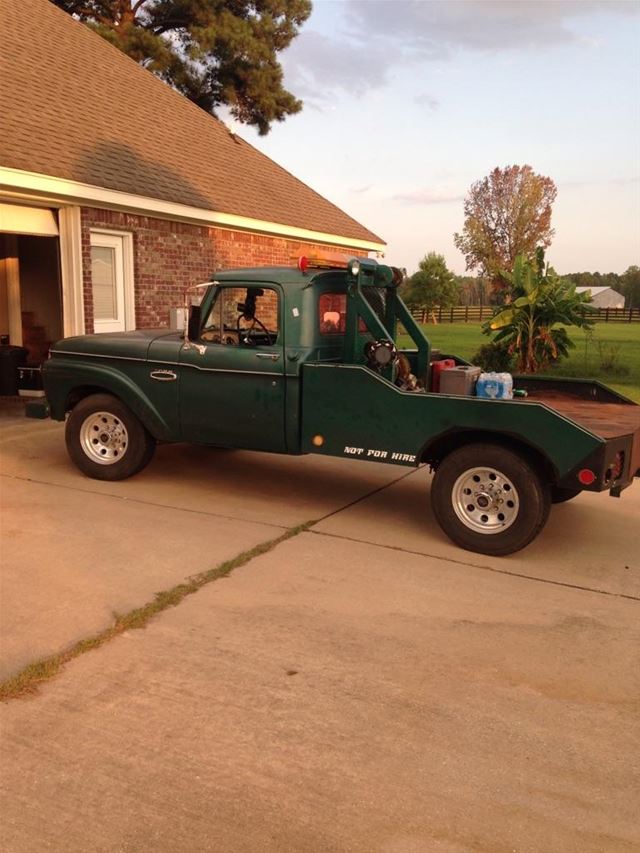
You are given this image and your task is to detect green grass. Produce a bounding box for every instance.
[399,322,640,402]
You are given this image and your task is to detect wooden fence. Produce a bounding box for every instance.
[410,306,640,324]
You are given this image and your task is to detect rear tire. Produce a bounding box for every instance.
[551,486,581,504]
[65,393,155,481]
[431,443,551,556]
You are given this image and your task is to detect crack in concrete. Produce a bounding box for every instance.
[307,529,640,603]
[0,466,418,701]
[0,472,291,531]
[1,464,418,532]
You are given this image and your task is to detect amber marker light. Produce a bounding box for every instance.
[312,434,325,447]
[578,469,596,485]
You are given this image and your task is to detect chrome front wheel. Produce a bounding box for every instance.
[66,393,155,481]
[79,411,129,465]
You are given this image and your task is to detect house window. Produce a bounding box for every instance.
[90,231,134,333]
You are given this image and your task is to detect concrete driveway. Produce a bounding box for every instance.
[1,419,639,852]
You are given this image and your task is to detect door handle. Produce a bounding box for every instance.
[150,369,177,381]
[255,352,280,361]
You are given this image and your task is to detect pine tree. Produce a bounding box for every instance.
[51,0,312,135]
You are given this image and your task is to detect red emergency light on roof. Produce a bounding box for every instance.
[295,252,353,273]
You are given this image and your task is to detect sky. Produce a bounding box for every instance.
[233,0,640,276]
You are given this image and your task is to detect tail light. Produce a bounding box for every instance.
[606,451,625,482]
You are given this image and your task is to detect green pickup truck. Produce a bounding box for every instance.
[30,255,639,556]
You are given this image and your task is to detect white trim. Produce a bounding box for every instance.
[2,236,22,345]
[90,229,135,331]
[89,230,135,333]
[0,202,59,236]
[0,166,385,253]
[58,207,85,337]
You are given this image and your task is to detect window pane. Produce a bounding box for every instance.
[319,293,346,334]
[91,245,117,320]
[318,293,366,334]
[201,286,279,345]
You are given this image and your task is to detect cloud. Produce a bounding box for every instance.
[344,1,639,55]
[392,188,465,206]
[285,1,639,102]
[414,93,440,111]
[350,185,373,194]
[559,175,640,189]
[283,31,391,100]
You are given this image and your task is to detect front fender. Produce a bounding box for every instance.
[43,358,176,441]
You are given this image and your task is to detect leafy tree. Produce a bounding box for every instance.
[51,0,311,135]
[564,270,622,292]
[621,265,640,308]
[484,249,594,373]
[454,165,557,295]
[401,253,459,322]
[471,341,514,373]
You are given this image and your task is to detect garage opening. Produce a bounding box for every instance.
[0,203,63,397]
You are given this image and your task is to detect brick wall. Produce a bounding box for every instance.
[81,207,369,332]
[81,208,216,331]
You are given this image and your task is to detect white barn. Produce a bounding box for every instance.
[575,286,625,309]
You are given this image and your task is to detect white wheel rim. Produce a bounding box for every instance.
[79,411,128,465]
[452,466,519,535]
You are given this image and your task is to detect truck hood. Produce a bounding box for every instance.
[50,330,181,361]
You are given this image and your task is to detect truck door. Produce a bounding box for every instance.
[178,283,286,451]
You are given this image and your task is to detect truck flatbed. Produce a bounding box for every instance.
[524,392,640,440]
[524,392,640,476]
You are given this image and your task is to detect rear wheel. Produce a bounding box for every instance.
[431,443,551,556]
[65,393,155,481]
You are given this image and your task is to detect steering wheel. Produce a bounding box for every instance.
[237,313,275,346]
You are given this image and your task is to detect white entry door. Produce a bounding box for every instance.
[90,232,134,333]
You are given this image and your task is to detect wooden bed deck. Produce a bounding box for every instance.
[525,393,640,440]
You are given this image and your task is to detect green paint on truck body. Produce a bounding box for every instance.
[300,363,600,478]
[39,258,638,494]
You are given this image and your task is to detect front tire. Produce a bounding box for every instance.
[431,443,551,556]
[65,393,155,481]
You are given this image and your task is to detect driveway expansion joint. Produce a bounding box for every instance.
[308,529,640,603]
[0,465,416,701]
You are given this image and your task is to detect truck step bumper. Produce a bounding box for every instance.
[25,399,50,420]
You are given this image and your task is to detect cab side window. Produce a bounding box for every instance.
[201,286,279,346]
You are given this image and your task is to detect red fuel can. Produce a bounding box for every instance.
[430,358,456,392]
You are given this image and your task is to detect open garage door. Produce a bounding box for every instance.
[0,203,63,371]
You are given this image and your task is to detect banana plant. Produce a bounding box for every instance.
[483,249,595,373]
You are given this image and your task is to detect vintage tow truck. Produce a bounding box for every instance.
[29,255,640,556]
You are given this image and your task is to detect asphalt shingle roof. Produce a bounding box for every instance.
[0,0,383,245]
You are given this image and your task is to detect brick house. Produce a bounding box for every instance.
[0,0,384,367]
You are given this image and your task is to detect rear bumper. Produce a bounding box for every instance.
[557,434,638,496]
[25,399,50,420]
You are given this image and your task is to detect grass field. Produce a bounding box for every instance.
[398,322,640,402]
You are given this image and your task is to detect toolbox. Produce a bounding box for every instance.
[439,365,481,396]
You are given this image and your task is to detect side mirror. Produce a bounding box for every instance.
[187,304,202,341]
